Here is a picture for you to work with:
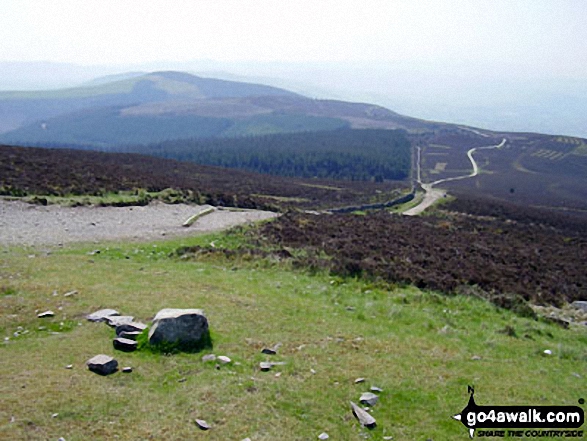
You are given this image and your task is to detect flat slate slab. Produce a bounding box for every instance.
[86,354,118,375]
[86,309,120,322]
[113,337,138,352]
[115,322,147,336]
[350,401,376,429]
[106,315,135,328]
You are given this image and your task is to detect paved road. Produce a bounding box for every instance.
[404,138,506,216]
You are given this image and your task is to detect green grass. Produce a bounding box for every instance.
[0,231,585,440]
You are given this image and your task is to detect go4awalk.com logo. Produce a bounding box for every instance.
[452,387,584,438]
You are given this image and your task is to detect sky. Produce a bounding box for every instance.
[0,0,586,136]
[1,0,585,77]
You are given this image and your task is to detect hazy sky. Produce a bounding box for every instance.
[1,0,586,79]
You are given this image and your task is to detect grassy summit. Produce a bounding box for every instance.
[1,229,584,440]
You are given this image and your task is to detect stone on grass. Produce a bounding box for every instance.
[122,366,133,373]
[360,392,379,406]
[572,301,587,312]
[370,386,383,393]
[106,315,135,328]
[113,337,138,352]
[354,377,366,384]
[63,290,78,297]
[86,309,120,322]
[217,355,231,364]
[119,331,142,340]
[202,354,216,362]
[350,401,376,429]
[261,347,277,355]
[86,354,118,375]
[195,419,210,430]
[318,432,329,440]
[37,311,55,318]
[148,309,209,349]
[259,362,273,371]
[115,322,147,336]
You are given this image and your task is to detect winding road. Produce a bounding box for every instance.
[403,138,506,216]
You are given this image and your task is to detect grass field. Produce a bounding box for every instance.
[1,229,585,440]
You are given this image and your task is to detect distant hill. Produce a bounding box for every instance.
[0,70,437,147]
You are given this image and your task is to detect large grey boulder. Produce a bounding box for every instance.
[148,309,209,349]
[86,354,118,375]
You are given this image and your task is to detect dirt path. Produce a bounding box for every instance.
[0,200,278,247]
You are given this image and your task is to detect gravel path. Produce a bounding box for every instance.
[0,200,278,247]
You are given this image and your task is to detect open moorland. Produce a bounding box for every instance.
[0,144,407,211]
[412,130,587,211]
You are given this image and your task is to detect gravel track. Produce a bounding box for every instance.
[0,200,278,247]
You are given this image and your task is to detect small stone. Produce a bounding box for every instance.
[350,401,376,429]
[572,372,581,378]
[383,437,394,440]
[195,419,210,430]
[65,364,73,370]
[113,337,138,352]
[360,392,379,406]
[217,355,231,364]
[354,377,365,384]
[58,437,66,441]
[52,413,59,418]
[571,301,587,312]
[370,386,383,393]
[259,362,273,371]
[106,316,135,328]
[86,354,118,375]
[310,368,317,374]
[122,366,133,373]
[119,331,142,340]
[261,347,277,355]
[37,311,54,318]
[543,349,553,355]
[115,322,147,336]
[86,309,120,322]
[471,355,482,361]
[318,432,329,440]
[63,290,78,297]
[202,354,216,362]
[242,438,252,441]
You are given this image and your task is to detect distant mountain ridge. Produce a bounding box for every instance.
[0,70,437,146]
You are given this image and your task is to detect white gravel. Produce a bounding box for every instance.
[0,199,278,247]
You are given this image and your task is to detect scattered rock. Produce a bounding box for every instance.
[471,355,482,361]
[115,322,147,336]
[65,364,73,370]
[217,355,231,364]
[571,301,587,313]
[119,331,142,340]
[86,309,120,322]
[52,413,59,418]
[86,354,118,375]
[360,392,379,406]
[259,361,273,371]
[310,368,317,374]
[354,377,365,384]
[148,308,209,348]
[261,347,277,355]
[37,311,54,318]
[350,401,376,429]
[63,290,78,297]
[370,386,383,393]
[106,315,135,328]
[195,419,210,430]
[113,337,138,352]
[122,366,133,373]
[543,349,553,356]
[202,354,216,362]
[318,432,329,440]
